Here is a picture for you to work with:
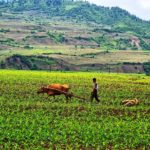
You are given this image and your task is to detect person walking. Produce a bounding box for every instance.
[91,78,100,103]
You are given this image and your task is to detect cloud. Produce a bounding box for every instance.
[87,0,150,20]
[138,0,150,8]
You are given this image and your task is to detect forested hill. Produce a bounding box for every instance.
[1,0,149,25]
[0,0,150,50]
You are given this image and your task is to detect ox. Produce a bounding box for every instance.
[121,98,139,106]
[37,84,72,101]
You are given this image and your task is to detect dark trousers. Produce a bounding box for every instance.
[91,91,100,102]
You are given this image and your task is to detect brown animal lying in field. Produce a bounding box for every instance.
[37,84,72,100]
[121,98,140,106]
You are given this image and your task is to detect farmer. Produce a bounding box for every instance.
[91,78,100,102]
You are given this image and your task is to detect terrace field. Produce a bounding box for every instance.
[0,11,150,73]
[0,70,149,149]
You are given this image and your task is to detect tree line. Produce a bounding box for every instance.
[0,0,75,10]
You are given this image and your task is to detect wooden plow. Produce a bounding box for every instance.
[45,87,88,102]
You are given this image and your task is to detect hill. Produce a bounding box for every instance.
[0,0,150,72]
[0,0,150,50]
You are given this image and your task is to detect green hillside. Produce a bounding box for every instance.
[0,0,150,72]
[0,0,150,50]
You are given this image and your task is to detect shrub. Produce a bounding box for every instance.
[24,45,33,49]
[0,28,10,33]
[47,32,66,43]
[143,62,150,76]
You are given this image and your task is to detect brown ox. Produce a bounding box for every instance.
[37,84,72,101]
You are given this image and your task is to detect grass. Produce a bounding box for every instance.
[0,70,150,149]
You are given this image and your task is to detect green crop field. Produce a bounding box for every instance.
[0,70,150,149]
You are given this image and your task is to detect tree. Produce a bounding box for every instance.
[143,62,150,76]
[46,0,52,6]
[33,0,40,6]
[11,0,17,7]
[0,0,6,5]
[18,0,26,7]
[52,0,63,6]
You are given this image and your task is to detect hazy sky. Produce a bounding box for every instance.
[87,0,150,20]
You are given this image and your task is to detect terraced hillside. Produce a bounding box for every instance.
[0,0,150,73]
